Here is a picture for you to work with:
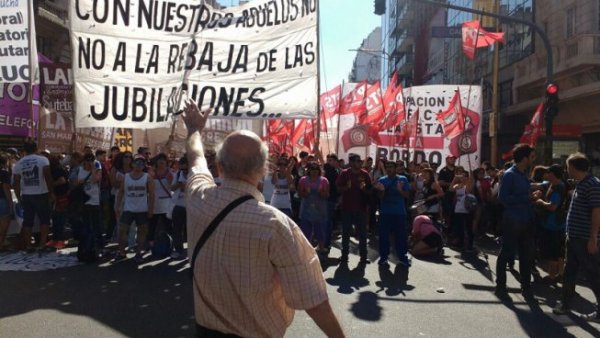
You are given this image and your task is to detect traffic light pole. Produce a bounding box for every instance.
[413,0,555,164]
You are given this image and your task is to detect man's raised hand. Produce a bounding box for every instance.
[182,99,211,135]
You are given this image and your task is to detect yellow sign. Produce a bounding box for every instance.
[114,128,133,152]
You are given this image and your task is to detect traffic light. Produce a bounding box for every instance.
[374,0,386,15]
[544,82,559,119]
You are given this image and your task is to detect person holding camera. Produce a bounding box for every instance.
[449,166,475,252]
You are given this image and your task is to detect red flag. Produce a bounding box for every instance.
[448,108,481,158]
[267,120,294,156]
[340,81,367,116]
[501,102,544,160]
[380,83,405,131]
[290,119,307,147]
[291,120,315,150]
[360,81,385,125]
[462,20,505,59]
[320,85,341,119]
[340,124,382,151]
[397,108,419,146]
[437,90,466,138]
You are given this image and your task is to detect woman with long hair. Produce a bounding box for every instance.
[449,167,475,251]
[148,153,174,256]
[298,162,330,255]
[420,167,444,222]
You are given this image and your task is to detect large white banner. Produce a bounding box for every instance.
[0,0,38,83]
[337,84,482,169]
[70,0,318,129]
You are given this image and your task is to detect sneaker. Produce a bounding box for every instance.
[134,253,144,263]
[170,251,182,259]
[579,311,600,322]
[45,240,56,248]
[552,301,570,315]
[53,241,65,250]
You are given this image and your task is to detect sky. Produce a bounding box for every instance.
[221,0,382,93]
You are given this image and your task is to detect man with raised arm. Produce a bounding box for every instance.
[183,100,345,338]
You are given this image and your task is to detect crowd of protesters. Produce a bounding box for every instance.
[0,139,599,321]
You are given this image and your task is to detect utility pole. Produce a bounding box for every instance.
[415,0,555,164]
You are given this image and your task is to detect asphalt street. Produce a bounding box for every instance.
[1,236,599,338]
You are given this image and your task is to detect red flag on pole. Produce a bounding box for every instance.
[501,102,544,160]
[380,84,405,131]
[340,81,367,116]
[360,81,385,125]
[437,90,466,138]
[320,85,342,119]
[462,20,505,59]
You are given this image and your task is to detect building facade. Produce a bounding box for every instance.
[380,0,600,168]
[349,27,383,84]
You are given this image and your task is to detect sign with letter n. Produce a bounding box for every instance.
[70,0,318,129]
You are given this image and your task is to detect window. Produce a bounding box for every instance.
[566,7,576,38]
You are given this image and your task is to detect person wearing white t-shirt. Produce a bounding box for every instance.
[12,141,54,250]
[76,153,103,251]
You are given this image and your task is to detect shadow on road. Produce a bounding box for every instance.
[374,264,414,297]
[0,255,196,338]
[325,261,370,294]
[350,291,382,321]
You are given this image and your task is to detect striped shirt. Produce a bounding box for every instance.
[566,174,600,240]
[186,172,328,338]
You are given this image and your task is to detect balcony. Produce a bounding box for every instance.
[396,53,414,74]
[395,31,413,54]
[37,0,69,28]
[513,34,600,91]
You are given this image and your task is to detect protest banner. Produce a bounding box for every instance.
[374,85,482,169]
[69,0,318,129]
[335,84,481,168]
[0,0,38,83]
[39,63,75,153]
[0,83,38,138]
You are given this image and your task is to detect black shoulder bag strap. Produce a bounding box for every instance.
[190,194,254,278]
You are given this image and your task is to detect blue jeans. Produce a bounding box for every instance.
[378,214,408,262]
[341,210,368,259]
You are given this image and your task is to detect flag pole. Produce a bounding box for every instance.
[336,80,344,156]
[314,0,322,156]
[27,1,35,141]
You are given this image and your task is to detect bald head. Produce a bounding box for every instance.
[216,130,268,182]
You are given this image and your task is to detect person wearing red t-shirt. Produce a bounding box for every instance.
[336,154,372,264]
